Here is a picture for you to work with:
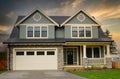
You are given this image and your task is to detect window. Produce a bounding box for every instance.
[94,48,100,58]
[27,27,33,37]
[86,48,92,58]
[27,52,34,55]
[79,27,84,37]
[16,52,24,55]
[37,51,44,55]
[41,27,47,37]
[47,51,55,55]
[71,26,92,38]
[34,27,40,37]
[27,26,48,38]
[86,27,91,37]
[72,27,77,37]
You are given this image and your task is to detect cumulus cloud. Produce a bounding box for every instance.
[0,25,9,31]
[45,0,85,15]
[89,4,120,21]
[6,11,16,18]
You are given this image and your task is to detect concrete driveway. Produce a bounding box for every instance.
[0,70,87,79]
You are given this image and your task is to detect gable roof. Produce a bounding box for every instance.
[61,9,101,26]
[15,9,59,26]
[16,16,70,25]
[49,16,70,24]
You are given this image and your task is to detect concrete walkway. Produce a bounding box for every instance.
[0,70,87,79]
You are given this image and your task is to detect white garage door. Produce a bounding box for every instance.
[14,48,57,70]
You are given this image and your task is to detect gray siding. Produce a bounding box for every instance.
[55,27,64,38]
[20,25,26,39]
[92,26,98,38]
[21,12,53,24]
[48,26,55,39]
[65,26,71,38]
[67,13,97,24]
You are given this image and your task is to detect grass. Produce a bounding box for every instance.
[71,69,120,79]
[0,70,6,74]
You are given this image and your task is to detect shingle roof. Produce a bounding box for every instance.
[16,16,70,24]
[49,16,70,24]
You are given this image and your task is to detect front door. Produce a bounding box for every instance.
[67,52,73,65]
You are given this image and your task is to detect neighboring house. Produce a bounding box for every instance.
[4,9,113,70]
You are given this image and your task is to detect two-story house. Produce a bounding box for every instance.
[4,9,113,70]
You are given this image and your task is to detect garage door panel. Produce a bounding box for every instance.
[15,49,57,70]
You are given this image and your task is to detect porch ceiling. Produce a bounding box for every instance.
[65,42,111,45]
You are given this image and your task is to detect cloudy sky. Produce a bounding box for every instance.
[0,0,120,51]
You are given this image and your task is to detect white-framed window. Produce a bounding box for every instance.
[71,26,92,38]
[26,25,48,38]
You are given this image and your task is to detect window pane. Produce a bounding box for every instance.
[94,48,100,58]
[34,27,40,37]
[47,51,55,55]
[86,48,92,58]
[79,27,84,37]
[37,52,44,55]
[16,52,24,55]
[27,52,34,55]
[41,27,47,37]
[27,27,33,37]
[86,27,91,37]
[72,27,77,37]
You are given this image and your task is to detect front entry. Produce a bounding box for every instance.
[63,47,78,65]
[67,52,73,65]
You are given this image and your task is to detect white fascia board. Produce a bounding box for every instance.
[61,9,101,26]
[15,8,59,27]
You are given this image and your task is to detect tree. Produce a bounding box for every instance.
[105,29,117,53]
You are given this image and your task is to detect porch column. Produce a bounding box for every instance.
[82,45,88,68]
[83,45,87,58]
[106,45,110,57]
[106,44,112,68]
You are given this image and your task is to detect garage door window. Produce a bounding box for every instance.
[47,51,55,55]
[37,51,44,55]
[27,52,34,55]
[16,52,24,55]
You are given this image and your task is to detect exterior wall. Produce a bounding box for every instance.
[66,13,97,24]
[65,25,71,38]
[57,47,63,70]
[92,26,98,38]
[55,27,64,38]
[48,25,55,39]
[8,46,14,70]
[19,25,26,39]
[21,12,53,24]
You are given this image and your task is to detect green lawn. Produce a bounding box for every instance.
[71,69,120,79]
[0,70,6,74]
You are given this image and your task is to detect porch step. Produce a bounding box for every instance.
[63,66,84,71]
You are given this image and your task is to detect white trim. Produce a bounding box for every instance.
[64,24,99,26]
[26,25,48,39]
[15,8,59,26]
[77,13,86,22]
[80,46,82,65]
[61,9,101,26]
[71,25,93,38]
[33,12,41,22]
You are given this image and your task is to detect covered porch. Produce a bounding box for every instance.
[63,42,112,69]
